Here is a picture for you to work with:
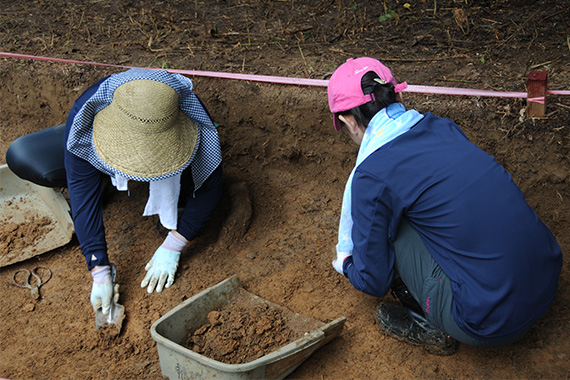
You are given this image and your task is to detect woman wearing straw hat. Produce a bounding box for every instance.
[62,68,223,316]
[327,57,562,355]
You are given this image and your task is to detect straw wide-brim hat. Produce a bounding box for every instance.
[92,79,198,179]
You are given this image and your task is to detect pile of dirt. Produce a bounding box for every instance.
[0,216,54,252]
[186,290,300,364]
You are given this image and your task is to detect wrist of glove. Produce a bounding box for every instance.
[90,265,119,315]
[332,249,352,275]
[141,231,186,294]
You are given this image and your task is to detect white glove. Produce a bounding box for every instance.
[141,231,186,293]
[332,249,352,275]
[90,265,120,315]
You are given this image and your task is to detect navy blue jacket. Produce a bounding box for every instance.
[64,77,222,270]
[343,113,562,340]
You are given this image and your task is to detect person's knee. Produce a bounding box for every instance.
[5,125,67,187]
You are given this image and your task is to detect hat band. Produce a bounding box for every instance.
[117,103,177,126]
[394,82,408,93]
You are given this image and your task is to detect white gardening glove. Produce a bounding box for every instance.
[141,231,186,293]
[332,249,352,275]
[90,265,120,315]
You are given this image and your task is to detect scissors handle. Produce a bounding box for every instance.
[13,269,31,288]
[32,266,52,286]
[13,267,52,300]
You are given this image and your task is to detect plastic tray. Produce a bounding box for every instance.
[151,275,346,380]
[0,164,74,267]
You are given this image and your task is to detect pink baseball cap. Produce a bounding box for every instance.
[327,57,407,131]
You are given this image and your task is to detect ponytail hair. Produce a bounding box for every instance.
[339,71,399,129]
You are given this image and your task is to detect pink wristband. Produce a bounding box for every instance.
[91,265,111,284]
[162,231,187,252]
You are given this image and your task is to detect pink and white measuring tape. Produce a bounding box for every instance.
[1,52,568,103]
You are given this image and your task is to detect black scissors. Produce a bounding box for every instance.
[13,266,52,300]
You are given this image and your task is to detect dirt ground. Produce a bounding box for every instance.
[1,0,570,379]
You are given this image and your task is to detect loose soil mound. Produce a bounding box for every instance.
[0,216,54,252]
[186,289,301,364]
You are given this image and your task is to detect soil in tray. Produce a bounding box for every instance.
[0,215,55,253]
[185,288,318,364]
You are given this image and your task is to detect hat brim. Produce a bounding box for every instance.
[93,104,198,179]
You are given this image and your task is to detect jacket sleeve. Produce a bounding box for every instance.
[176,164,223,242]
[343,169,399,298]
[65,150,109,270]
[64,77,110,270]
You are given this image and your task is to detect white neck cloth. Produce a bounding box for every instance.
[337,103,424,255]
[111,173,181,230]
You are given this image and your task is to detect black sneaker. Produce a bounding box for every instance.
[374,302,458,356]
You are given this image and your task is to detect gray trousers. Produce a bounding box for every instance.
[393,219,528,347]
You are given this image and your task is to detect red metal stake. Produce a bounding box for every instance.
[526,71,548,118]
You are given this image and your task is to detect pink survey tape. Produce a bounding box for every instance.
[1,52,569,101]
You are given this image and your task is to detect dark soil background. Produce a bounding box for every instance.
[1,0,569,379]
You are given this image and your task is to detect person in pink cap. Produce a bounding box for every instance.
[327,57,562,355]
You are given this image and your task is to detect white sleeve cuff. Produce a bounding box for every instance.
[332,250,352,275]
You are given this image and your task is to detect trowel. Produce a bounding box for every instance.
[95,264,125,332]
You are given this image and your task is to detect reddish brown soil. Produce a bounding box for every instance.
[0,216,54,253]
[1,1,569,379]
[186,289,303,364]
